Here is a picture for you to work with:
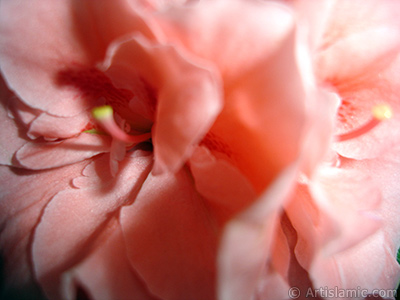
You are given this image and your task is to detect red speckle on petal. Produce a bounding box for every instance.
[200,132,233,159]
[337,97,358,124]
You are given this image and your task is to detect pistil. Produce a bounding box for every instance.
[335,104,392,142]
[92,105,151,144]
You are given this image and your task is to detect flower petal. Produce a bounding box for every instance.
[310,232,400,300]
[287,167,382,275]
[208,30,306,192]
[16,133,110,170]
[0,95,28,165]
[27,111,90,140]
[31,153,153,300]
[218,164,299,300]
[0,161,88,299]
[72,217,160,300]
[188,146,257,224]
[103,35,223,174]
[309,0,400,159]
[152,0,295,83]
[120,168,218,300]
[0,0,101,117]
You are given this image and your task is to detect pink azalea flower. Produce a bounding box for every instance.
[0,1,334,299]
[2,1,399,300]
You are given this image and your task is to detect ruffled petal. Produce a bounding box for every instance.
[0,160,88,299]
[312,145,400,298]
[217,164,299,300]
[27,111,90,140]
[16,133,110,170]
[310,232,400,300]
[32,152,153,300]
[120,168,218,300]
[103,35,222,174]
[287,167,381,275]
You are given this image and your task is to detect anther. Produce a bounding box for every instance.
[92,105,151,144]
[335,104,392,142]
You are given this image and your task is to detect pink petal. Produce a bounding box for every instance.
[255,269,291,300]
[305,145,400,298]
[314,0,400,84]
[0,96,28,165]
[149,0,313,192]
[6,96,40,127]
[343,145,400,247]
[32,153,153,300]
[103,35,223,174]
[16,133,111,170]
[332,55,400,159]
[310,232,400,300]
[0,161,88,298]
[0,0,100,117]
[207,31,306,192]
[188,146,256,224]
[287,167,382,273]
[120,168,218,300]
[73,0,157,60]
[153,0,295,82]
[217,164,299,300]
[27,111,91,140]
[72,217,159,300]
[309,0,400,159]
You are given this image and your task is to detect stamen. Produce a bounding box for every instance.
[335,104,392,142]
[92,105,151,144]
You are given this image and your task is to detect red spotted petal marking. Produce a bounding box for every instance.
[335,104,392,142]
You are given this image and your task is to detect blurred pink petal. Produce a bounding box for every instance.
[217,164,299,300]
[188,146,256,224]
[311,0,400,159]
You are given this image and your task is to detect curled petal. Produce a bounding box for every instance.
[103,35,223,174]
[27,111,91,140]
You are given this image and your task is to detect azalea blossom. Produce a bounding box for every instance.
[0,1,400,300]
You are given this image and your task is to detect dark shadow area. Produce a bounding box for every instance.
[0,253,48,300]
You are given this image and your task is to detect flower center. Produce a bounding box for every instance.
[335,104,392,142]
[92,105,152,145]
